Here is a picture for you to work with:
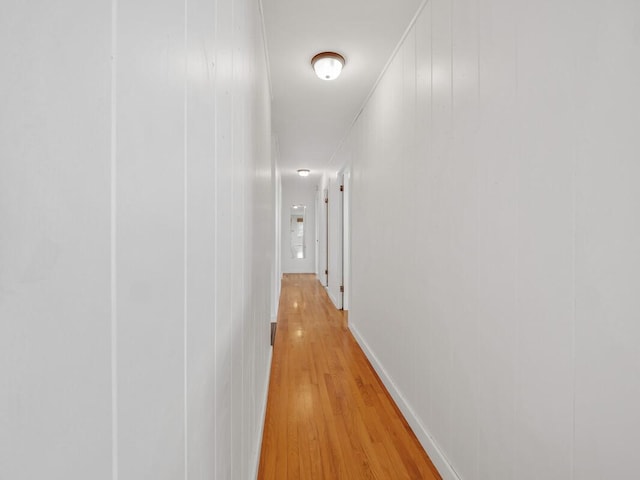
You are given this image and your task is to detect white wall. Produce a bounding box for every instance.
[0,0,273,479]
[271,143,282,322]
[342,1,640,479]
[281,176,317,273]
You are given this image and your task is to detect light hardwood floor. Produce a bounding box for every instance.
[258,274,441,480]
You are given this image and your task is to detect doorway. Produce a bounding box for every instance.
[327,171,347,310]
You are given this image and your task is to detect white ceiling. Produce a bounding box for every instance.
[261,0,424,179]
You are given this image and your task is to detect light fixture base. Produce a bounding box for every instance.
[311,52,345,81]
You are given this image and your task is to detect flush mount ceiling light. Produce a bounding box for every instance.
[311,52,345,81]
[297,169,311,177]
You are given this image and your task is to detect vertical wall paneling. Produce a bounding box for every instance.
[334,1,640,479]
[572,1,640,479]
[116,0,186,477]
[449,0,479,476]
[513,1,575,478]
[0,0,273,478]
[272,160,282,321]
[214,0,234,475]
[0,1,112,479]
[475,0,518,478]
[230,0,246,473]
[400,24,419,416]
[413,1,433,436]
[427,0,454,461]
[185,0,217,477]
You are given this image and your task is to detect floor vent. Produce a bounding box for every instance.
[270,322,277,346]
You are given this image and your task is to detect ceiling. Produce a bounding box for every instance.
[261,0,424,180]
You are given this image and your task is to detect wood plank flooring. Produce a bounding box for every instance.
[258,274,441,480]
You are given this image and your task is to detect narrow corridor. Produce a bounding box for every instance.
[258,274,441,479]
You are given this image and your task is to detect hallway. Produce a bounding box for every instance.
[3,0,640,477]
[258,274,441,479]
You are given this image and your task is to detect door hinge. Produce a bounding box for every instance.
[325,269,328,275]
[340,285,344,293]
[324,198,328,204]
[340,185,344,192]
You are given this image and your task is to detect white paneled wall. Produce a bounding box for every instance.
[0,1,112,478]
[272,162,282,322]
[0,0,273,479]
[342,1,640,479]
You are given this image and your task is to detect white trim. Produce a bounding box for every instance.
[251,347,273,480]
[349,322,461,480]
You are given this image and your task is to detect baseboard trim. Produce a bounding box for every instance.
[250,347,273,480]
[349,322,461,480]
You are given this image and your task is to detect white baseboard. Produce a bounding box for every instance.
[348,323,461,480]
[251,347,273,480]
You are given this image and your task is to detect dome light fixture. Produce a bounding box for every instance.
[297,169,311,177]
[311,52,345,81]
